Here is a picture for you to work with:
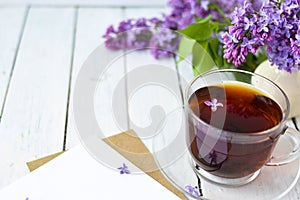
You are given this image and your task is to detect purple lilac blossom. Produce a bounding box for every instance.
[103,0,205,58]
[291,30,300,56]
[149,28,181,59]
[117,163,130,174]
[185,185,200,197]
[103,18,158,50]
[103,0,266,60]
[204,98,224,112]
[103,0,249,59]
[223,1,258,66]
[223,0,300,72]
[211,0,255,14]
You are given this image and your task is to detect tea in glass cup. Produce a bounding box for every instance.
[185,69,300,185]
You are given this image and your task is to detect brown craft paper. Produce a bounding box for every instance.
[27,151,64,172]
[27,130,187,200]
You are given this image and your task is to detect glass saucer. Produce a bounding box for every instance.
[152,108,300,200]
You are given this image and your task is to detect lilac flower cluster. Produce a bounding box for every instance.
[103,0,203,58]
[223,0,300,72]
[211,0,243,14]
[103,18,160,50]
[163,0,210,30]
[103,0,254,59]
[149,28,181,59]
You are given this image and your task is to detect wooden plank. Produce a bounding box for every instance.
[0,7,27,119]
[125,7,167,19]
[0,7,75,189]
[124,8,183,150]
[65,7,126,149]
[176,55,195,96]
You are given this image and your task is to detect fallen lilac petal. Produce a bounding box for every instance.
[118,163,131,174]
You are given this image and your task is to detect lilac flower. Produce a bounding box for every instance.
[241,37,256,50]
[222,1,265,66]
[244,15,257,30]
[118,163,130,174]
[222,32,238,43]
[291,32,300,56]
[103,18,156,51]
[220,0,259,13]
[103,0,247,59]
[103,0,300,72]
[264,0,300,72]
[185,185,200,197]
[223,0,300,72]
[149,29,181,59]
[204,98,223,112]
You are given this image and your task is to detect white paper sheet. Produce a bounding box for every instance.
[0,141,179,200]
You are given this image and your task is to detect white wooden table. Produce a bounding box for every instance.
[0,1,300,199]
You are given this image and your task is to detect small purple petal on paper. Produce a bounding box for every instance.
[185,185,194,193]
[118,163,130,174]
[204,98,223,112]
[185,185,200,197]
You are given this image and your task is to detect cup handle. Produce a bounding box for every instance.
[266,127,300,166]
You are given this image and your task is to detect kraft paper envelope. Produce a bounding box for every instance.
[27,130,187,199]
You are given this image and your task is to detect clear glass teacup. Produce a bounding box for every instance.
[185,69,300,186]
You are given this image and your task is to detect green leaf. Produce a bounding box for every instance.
[210,21,224,32]
[177,36,195,63]
[176,15,229,76]
[208,37,223,68]
[192,42,216,76]
[177,23,213,42]
[177,20,223,43]
[194,15,212,24]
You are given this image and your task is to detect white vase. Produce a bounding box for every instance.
[254,60,300,118]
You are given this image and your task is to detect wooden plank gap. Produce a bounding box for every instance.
[292,117,299,131]
[123,50,131,131]
[121,7,131,131]
[62,6,79,151]
[173,55,185,105]
[0,6,30,123]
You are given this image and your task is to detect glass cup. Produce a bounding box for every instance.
[185,69,300,186]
